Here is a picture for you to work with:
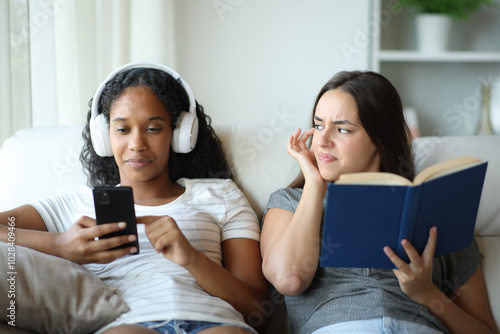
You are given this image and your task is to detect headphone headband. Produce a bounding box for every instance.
[89,62,199,156]
[90,62,196,119]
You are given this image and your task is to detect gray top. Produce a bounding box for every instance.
[264,187,483,334]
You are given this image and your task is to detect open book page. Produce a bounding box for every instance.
[335,155,482,186]
[413,155,482,185]
[335,172,412,186]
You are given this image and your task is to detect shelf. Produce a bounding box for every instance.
[372,0,500,136]
[377,50,500,63]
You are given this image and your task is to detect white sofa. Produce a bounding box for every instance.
[0,125,499,333]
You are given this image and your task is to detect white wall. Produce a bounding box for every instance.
[0,0,176,148]
[173,0,371,130]
[377,0,500,136]
[1,0,373,148]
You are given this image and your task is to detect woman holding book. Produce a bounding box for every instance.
[260,71,498,334]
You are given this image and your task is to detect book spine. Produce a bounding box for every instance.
[396,186,422,262]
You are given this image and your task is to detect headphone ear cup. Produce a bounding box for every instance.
[90,113,113,157]
[171,111,199,153]
[90,62,198,155]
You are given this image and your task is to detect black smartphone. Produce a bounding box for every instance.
[93,186,139,255]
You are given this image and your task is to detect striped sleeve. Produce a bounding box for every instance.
[221,179,260,242]
[29,190,91,233]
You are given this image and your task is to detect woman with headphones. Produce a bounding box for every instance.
[0,63,269,334]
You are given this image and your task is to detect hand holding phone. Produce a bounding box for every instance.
[93,186,139,255]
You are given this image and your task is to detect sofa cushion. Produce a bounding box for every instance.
[0,125,87,212]
[476,236,500,325]
[217,123,299,218]
[0,243,129,334]
[413,135,500,236]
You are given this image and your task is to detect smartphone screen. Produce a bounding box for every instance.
[93,186,139,255]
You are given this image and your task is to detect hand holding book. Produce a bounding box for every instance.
[320,156,488,269]
[384,226,439,304]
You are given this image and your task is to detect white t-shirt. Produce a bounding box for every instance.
[30,178,260,333]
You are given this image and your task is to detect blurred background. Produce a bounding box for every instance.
[1,0,499,147]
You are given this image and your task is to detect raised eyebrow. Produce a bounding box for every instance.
[332,120,356,126]
[313,116,356,126]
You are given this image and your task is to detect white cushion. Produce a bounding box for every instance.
[217,123,299,218]
[414,135,500,328]
[413,135,500,236]
[476,236,500,327]
[0,125,87,211]
[0,124,300,218]
[1,126,499,332]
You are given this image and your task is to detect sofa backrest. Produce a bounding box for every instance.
[1,126,499,234]
[0,124,300,217]
[0,125,87,212]
[1,126,499,327]
[412,135,500,327]
[412,135,500,237]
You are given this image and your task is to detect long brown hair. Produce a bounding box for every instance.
[290,71,414,188]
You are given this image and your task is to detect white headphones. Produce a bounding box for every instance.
[89,62,199,157]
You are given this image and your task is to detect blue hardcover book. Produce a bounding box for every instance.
[320,155,487,269]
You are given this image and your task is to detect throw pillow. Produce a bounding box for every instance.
[0,242,129,334]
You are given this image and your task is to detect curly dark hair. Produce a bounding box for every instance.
[80,67,232,187]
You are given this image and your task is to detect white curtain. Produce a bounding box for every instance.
[0,0,176,146]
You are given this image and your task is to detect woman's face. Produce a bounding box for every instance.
[312,88,380,182]
[109,86,173,186]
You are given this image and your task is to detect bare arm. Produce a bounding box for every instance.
[1,205,137,264]
[385,228,498,334]
[0,205,53,250]
[188,238,270,332]
[1,205,49,232]
[260,184,325,296]
[139,215,270,333]
[260,128,327,296]
[430,269,499,334]
[414,268,498,334]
